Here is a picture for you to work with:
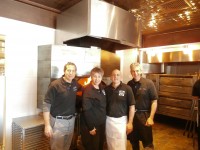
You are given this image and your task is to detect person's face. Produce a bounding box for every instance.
[64,65,76,82]
[130,66,141,81]
[91,72,102,86]
[111,70,121,85]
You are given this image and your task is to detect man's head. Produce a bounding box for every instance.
[63,62,77,82]
[110,69,121,86]
[130,63,142,81]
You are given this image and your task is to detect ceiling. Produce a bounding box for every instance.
[15,0,200,35]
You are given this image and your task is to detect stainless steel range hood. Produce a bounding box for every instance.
[55,0,141,51]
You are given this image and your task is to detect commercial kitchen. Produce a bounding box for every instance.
[0,0,200,149]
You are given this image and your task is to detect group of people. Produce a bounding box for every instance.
[43,62,158,150]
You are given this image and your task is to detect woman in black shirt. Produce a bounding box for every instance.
[81,67,106,150]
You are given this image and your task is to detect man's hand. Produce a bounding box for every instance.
[145,117,154,126]
[126,122,133,135]
[44,125,53,138]
[89,127,96,135]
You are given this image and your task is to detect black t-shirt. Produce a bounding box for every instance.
[82,83,106,130]
[105,82,135,118]
[127,77,158,110]
[44,77,81,117]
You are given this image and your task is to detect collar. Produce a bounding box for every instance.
[61,76,75,85]
[110,81,122,89]
[132,77,144,84]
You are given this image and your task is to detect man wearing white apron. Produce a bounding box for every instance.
[105,69,135,150]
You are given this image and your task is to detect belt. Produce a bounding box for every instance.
[135,109,149,112]
[56,113,77,120]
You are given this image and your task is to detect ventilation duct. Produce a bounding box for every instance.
[55,0,141,52]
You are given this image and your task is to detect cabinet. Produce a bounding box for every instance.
[146,74,198,120]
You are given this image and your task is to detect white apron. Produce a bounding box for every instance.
[106,116,127,150]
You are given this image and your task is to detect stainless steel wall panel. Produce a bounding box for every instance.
[37,61,51,78]
[143,50,200,63]
[38,45,52,61]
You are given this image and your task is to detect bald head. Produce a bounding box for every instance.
[110,69,121,87]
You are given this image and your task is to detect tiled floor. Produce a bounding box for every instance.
[74,114,198,150]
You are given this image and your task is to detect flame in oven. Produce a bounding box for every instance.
[84,77,91,86]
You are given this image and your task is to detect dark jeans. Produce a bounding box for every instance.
[81,123,105,150]
[128,112,154,150]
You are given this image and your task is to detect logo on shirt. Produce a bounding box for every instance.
[119,90,125,96]
[73,86,77,91]
[102,89,106,95]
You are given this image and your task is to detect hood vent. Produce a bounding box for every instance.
[55,0,141,52]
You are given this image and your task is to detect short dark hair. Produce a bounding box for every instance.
[90,67,104,76]
[63,62,77,72]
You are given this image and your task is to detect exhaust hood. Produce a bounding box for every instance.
[55,0,141,51]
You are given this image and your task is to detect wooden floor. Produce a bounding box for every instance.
[74,114,198,150]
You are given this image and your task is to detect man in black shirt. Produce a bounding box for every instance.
[192,79,200,148]
[192,79,200,98]
[105,69,135,150]
[127,63,158,150]
[43,62,81,150]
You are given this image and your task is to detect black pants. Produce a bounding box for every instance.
[128,112,154,150]
[81,123,105,150]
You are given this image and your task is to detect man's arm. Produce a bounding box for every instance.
[146,100,157,126]
[43,101,53,138]
[126,105,135,134]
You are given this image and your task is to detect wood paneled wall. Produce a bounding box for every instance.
[0,0,57,28]
[142,28,200,48]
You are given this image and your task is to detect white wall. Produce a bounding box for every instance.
[0,17,55,150]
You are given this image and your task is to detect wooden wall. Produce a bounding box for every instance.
[142,28,200,48]
[0,0,57,29]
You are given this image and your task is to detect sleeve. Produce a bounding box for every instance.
[43,102,51,112]
[127,85,136,106]
[76,82,83,111]
[192,79,200,97]
[82,87,95,130]
[43,83,56,112]
[148,80,158,101]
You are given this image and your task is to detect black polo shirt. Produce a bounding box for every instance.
[127,77,158,110]
[44,77,81,117]
[82,83,106,130]
[105,82,135,118]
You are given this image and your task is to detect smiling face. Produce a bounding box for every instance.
[64,64,76,83]
[130,63,142,82]
[90,67,104,88]
[91,72,102,86]
[110,69,121,86]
